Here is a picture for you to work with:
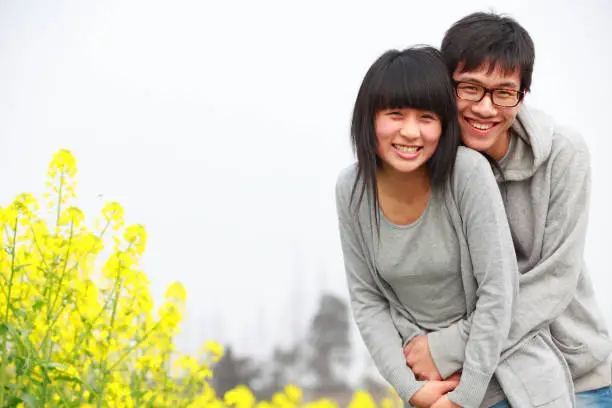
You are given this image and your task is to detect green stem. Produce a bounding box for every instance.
[161,350,168,406]
[40,221,75,354]
[0,215,20,407]
[106,321,161,373]
[55,171,64,229]
[4,216,19,320]
[0,342,6,408]
[50,222,74,314]
[41,170,66,405]
[40,174,66,406]
[57,217,114,362]
[97,258,126,408]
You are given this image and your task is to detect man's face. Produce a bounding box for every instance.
[453,64,523,160]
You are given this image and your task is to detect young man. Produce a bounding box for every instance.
[403,12,612,407]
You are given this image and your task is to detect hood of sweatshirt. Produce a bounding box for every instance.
[500,104,555,181]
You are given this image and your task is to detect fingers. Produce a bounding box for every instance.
[446,373,461,383]
[440,379,459,392]
[405,353,415,367]
[430,395,448,408]
[403,342,413,358]
[415,371,442,381]
[429,372,443,381]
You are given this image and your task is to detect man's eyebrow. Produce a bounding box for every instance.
[496,82,521,89]
[456,76,520,89]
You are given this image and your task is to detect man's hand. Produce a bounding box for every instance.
[430,395,461,408]
[408,377,460,408]
[404,335,442,380]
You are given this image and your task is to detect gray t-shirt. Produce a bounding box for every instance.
[377,187,465,330]
[377,185,504,407]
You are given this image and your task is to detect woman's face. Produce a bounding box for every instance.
[374,107,442,175]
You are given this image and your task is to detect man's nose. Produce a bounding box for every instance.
[472,93,498,117]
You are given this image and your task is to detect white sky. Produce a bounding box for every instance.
[0,0,610,360]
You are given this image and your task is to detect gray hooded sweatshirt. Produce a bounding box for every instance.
[427,105,612,395]
[336,147,574,408]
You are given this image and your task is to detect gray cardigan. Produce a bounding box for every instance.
[428,106,612,395]
[336,147,575,407]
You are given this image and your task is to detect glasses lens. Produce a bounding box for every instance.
[492,90,520,107]
[456,83,484,102]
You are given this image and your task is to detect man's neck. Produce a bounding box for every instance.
[487,131,511,161]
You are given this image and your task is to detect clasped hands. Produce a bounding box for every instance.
[404,335,462,408]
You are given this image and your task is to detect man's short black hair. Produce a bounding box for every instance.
[442,12,535,91]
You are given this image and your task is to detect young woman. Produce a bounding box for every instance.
[335,47,574,408]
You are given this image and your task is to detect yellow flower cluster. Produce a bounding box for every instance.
[0,150,399,408]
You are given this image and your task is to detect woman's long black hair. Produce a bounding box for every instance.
[349,46,461,231]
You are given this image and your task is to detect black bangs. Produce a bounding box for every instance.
[349,46,461,233]
[370,48,456,123]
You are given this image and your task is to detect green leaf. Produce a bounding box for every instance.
[21,393,39,408]
[6,396,22,408]
[12,308,27,320]
[40,361,70,371]
[0,322,8,336]
[15,356,28,376]
[5,393,38,408]
[32,300,45,312]
[7,329,38,358]
[6,383,20,391]
[26,377,43,387]
[12,264,30,273]
[52,375,80,383]
[0,273,9,285]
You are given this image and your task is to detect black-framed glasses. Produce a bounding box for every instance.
[454,81,525,108]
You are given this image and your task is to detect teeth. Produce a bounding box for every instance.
[468,120,494,130]
[394,145,419,153]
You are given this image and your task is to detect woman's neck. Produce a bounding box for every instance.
[377,165,431,203]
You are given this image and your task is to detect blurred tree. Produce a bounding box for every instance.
[212,346,260,397]
[306,293,352,393]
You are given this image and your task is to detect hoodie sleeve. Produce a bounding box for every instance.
[428,138,590,378]
[335,174,426,404]
[442,152,518,408]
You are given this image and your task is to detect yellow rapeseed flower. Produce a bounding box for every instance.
[164,281,187,302]
[0,149,388,408]
[285,384,303,403]
[48,149,77,178]
[224,385,256,407]
[124,224,147,255]
[203,340,224,362]
[348,391,376,408]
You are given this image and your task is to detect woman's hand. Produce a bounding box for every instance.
[408,377,460,408]
[404,335,442,380]
[430,395,461,408]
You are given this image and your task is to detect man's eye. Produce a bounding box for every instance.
[460,85,479,93]
[496,90,515,97]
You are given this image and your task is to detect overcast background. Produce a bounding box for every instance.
[0,0,610,366]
